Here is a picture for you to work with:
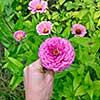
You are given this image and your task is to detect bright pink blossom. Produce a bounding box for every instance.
[28,0,47,14]
[14,30,26,41]
[36,21,53,35]
[38,37,75,72]
[71,24,87,37]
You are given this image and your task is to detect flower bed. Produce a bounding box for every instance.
[0,0,100,99]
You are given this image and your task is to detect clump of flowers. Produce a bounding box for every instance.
[71,24,87,37]
[28,0,47,14]
[36,21,53,35]
[14,30,26,41]
[38,37,75,72]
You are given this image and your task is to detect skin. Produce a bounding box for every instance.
[24,59,54,100]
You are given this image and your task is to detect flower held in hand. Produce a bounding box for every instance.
[38,37,75,72]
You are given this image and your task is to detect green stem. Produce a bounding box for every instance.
[48,34,52,38]
[36,13,40,20]
[24,13,32,20]
[2,17,14,33]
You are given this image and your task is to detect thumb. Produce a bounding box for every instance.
[45,70,54,82]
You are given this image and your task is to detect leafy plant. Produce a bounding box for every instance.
[0,0,100,100]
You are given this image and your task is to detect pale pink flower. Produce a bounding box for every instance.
[71,24,87,37]
[14,30,26,41]
[38,37,75,72]
[36,21,53,35]
[28,0,47,14]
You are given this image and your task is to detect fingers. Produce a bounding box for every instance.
[24,59,54,80]
[23,59,45,82]
[45,70,54,83]
[24,66,30,90]
[46,69,54,76]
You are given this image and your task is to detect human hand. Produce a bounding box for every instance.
[24,59,54,100]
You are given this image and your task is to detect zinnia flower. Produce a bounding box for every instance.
[28,0,47,14]
[71,24,87,37]
[38,37,75,72]
[14,30,26,41]
[36,21,53,35]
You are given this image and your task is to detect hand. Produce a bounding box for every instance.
[24,59,54,100]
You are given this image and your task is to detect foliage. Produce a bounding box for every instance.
[0,0,100,100]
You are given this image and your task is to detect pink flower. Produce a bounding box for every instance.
[38,37,75,72]
[71,24,87,37]
[28,0,47,14]
[36,21,53,35]
[14,30,26,41]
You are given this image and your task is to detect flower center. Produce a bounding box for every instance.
[17,34,23,39]
[52,49,60,56]
[76,28,81,34]
[42,27,49,33]
[36,4,42,10]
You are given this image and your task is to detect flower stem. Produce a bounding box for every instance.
[24,13,32,20]
[48,34,52,38]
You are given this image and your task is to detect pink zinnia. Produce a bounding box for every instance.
[36,21,53,35]
[14,30,26,41]
[28,0,47,14]
[38,37,75,72]
[71,24,87,37]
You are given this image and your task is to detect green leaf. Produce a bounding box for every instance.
[59,0,65,5]
[64,1,79,11]
[6,62,22,74]
[89,62,100,78]
[84,0,93,3]
[32,16,38,29]
[77,9,88,20]
[75,85,86,96]
[70,37,91,47]
[24,20,32,29]
[73,65,84,90]
[4,48,9,57]
[64,1,73,11]
[56,25,63,34]
[61,27,70,39]
[84,72,93,99]
[52,12,59,20]
[94,11,100,19]
[93,81,100,97]
[46,11,51,20]
[10,75,23,90]
[84,72,92,85]
[5,0,14,6]
[14,18,23,30]
[78,65,85,75]
[16,44,22,54]
[97,19,100,27]
[8,57,23,67]
[0,0,5,12]
[90,36,100,53]
[73,76,81,90]
[87,89,93,100]
[55,71,67,79]
[88,14,95,31]
[2,63,9,69]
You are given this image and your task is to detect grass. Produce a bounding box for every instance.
[0,69,25,100]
